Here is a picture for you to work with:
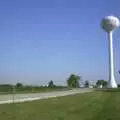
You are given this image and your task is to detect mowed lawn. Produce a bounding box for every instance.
[0,90,120,120]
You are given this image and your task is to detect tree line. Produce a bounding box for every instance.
[0,73,119,93]
[15,74,111,88]
[66,74,109,88]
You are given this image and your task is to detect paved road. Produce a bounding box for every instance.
[0,88,93,104]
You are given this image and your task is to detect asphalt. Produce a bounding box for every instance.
[0,88,93,104]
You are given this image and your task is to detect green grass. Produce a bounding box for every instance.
[0,87,70,95]
[96,88,120,92]
[0,90,120,120]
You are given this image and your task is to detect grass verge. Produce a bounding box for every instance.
[0,90,120,120]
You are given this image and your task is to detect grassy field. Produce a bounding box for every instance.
[0,84,70,94]
[0,90,120,120]
[0,87,70,95]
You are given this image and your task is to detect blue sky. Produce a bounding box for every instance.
[0,0,120,85]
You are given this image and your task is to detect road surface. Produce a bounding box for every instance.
[0,88,93,104]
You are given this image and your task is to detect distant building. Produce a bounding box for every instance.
[89,81,96,88]
[79,76,84,88]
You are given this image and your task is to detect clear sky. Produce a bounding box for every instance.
[0,0,120,85]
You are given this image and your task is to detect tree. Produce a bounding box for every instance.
[84,80,89,88]
[102,81,108,87]
[15,82,23,88]
[67,74,80,88]
[96,80,102,88]
[96,80,108,88]
[118,84,120,87]
[48,80,55,88]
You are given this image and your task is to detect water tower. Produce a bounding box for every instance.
[101,15,120,88]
